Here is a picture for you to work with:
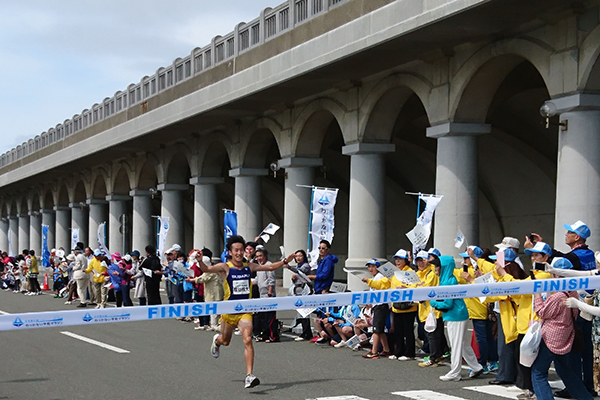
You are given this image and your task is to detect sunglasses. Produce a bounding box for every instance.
[318,247,328,250]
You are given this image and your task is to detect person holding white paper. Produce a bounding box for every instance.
[388,249,418,361]
[289,249,314,341]
[84,249,108,309]
[361,258,392,359]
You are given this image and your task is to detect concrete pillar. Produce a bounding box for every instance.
[279,157,322,287]
[54,206,71,252]
[190,177,223,257]
[18,214,30,251]
[70,203,89,248]
[342,143,395,290]
[229,168,267,240]
[427,123,490,257]
[157,183,188,249]
[549,94,600,252]
[87,198,108,250]
[8,216,18,256]
[130,189,154,252]
[29,211,42,255]
[41,209,55,251]
[0,218,8,252]
[106,195,129,255]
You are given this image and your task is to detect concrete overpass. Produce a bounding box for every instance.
[2,0,600,288]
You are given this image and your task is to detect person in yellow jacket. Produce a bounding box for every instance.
[361,259,392,359]
[413,250,448,367]
[468,246,525,385]
[84,249,109,309]
[494,243,554,399]
[456,246,499,373]
[388,249,418,360]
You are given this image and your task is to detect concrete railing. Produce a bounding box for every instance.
[0,0,348,168]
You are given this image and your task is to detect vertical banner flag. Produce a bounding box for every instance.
[97,222,110,256]
[406,194,443,254]
[42,224,50,268]
[221,210,238,262]
[308,187,338,267]
[157,217,170,259]
[7,225,14,257]
[454,228,466,249]
[71,228,80,251]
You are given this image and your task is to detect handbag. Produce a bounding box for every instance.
[520,296,542,367]
[424,309,437,332]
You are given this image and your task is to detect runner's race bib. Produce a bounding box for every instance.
[232,280,250,295]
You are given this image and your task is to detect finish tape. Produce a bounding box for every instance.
[1,276,598,331]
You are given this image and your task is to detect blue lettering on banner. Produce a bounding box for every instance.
[532,278,589,293]
[481,286,520,296]
[234,303,278,313]
[148,303,219,320]
[13,316,63,328]
[427,289,467,299]
[295,299,337,308]
[295,299,304,307]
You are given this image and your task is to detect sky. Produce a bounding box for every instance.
[0,0,279,154]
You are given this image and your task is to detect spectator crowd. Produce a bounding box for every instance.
[2,219,600,400]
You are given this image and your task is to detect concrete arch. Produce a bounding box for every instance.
[163,143,194,184]
[41,186,54,209]
[360,73,433,143]
[112,161,135,194]
[579,25,600,91]
[90,167,110,199]
[292,98,348,157]
[56,182,70,206]
[238,117,284,168]
[135,158,159,190]
[198,135,234,177]
[450,38,553,122]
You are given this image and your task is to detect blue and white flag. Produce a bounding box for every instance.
[97,222,110,256]
[454,228,466,249]
[221,210,237,262]
[308,187,338,266]
[157,217,170,259]
[71,228,80,251]
[7,227,14,257]
[42,224,50,268]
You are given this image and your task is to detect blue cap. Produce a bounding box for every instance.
[365,258,381,267]
[428,248,441,258]
[393,249,409,260]
[551,257,573,270]
[131,250,140,257]
[93,248,102,256]
[489,248,516,262]
[459,246,483,259]
[524,242,553,257]
[563,220,591,240]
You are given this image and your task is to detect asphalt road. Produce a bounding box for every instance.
[0,288,563,400]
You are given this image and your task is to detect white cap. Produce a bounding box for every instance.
[415,250,429,260]
[495,237,520,250]
[202,256,211,265]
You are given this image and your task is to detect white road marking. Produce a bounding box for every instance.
[307,396,369,400]
[0,310,9,315]
[463,385,524,399]
[60,331,130,354]
[391,390,465,400]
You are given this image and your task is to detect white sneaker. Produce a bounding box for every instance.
[244,374,260,388]
[333,340,347,348]
[234,329,241,336]
[95,305,101,309]
[439,374,461,382]
[64,301,71,305]
[194,325,205,331]
[294,336,305,342]
[399,356,414,361]
[211,334,220,358]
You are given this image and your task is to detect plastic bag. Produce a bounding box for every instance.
[519,320,542,367]
[424,309,437,333]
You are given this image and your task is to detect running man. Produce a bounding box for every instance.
[198,235,295,388]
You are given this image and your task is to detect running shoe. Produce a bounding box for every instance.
[488,362,499,372]
[439,374,461,382]
[333,340,346,348]
[362,351,380,359]
[244,374,260,388]
[418,359,439,367]
[294,337,305,342]
[398,356,414,361]
[211,334,220,358]
[379,351,392,358]
[469,368,484,378]
[315,337,328,344]
[517,390,535,399]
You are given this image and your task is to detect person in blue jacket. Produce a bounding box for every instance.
[430,255,484,382]
[309,240,338,294]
